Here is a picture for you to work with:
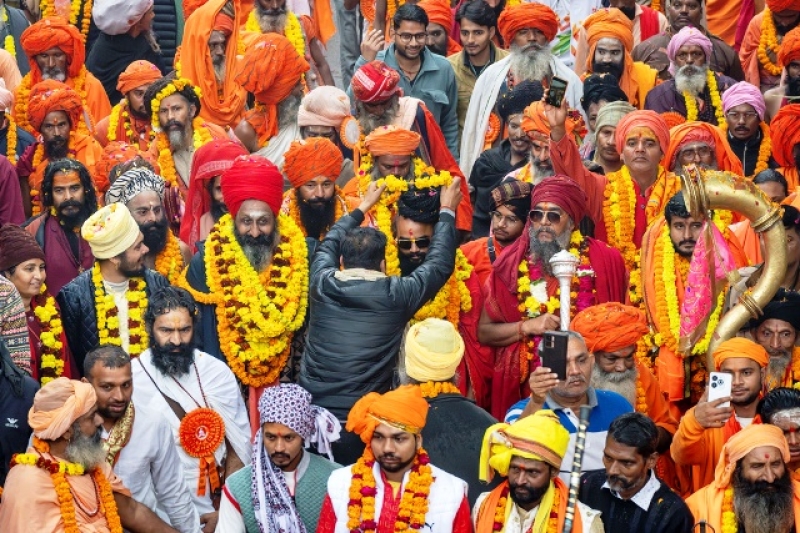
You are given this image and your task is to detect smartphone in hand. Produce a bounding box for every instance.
[545,76,568,108]
[708,372,732,409]
[541,331,569,382]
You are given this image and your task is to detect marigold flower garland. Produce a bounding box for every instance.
[5,113,17,164]
[491,482,560,532]
[2,8,14,63]
[33,284,65,385]
[154,230,185,285]
[91,261,149,357]
[483,112,501,151]
[683,70,725,125]
[418,381,462,398]
[721,485,736,533]
[284,187,346,239]
[245,9,306,67]
[107,100,153,145]
[15,67,91,136]
[719,121,771,178]
[758,9,783,76]
[179,213,308,387]
[412,249,473,327]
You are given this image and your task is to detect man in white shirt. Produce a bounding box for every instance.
[83,345,200,533]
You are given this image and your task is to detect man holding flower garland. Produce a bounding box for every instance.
[739,0,800,92]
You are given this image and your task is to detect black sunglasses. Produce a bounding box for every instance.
[396,236,431,250]
[528,210,562,224]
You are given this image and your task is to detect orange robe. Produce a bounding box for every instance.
[739,12,782,91]
[81,72,113,126]
[475,479,583,533]
[460,236,506,289]
[93,107,154,151]
[730,219,762,265]
[706,0,742,46]
[24,133,105,194]
[779,166,800,190]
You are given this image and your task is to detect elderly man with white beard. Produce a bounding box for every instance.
[644,26,736,126]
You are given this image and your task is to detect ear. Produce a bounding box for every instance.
[416,434,423,451]
[645,452,658,471]
[189,104,198,119]
[488,27,496,40]
[380,259,386,273]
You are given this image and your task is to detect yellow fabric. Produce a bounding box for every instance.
[81,203,141,259]
[712,337,769,370]
[404,318,465,382]
[28,378,96,440]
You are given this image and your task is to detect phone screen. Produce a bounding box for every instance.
[545,77,568,108]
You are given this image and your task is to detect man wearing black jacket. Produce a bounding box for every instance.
[299,178,461,465]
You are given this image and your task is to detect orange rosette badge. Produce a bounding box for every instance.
[179,408,225,496]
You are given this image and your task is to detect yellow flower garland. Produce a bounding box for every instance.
[283,187,346,239]
[154,231,185,285]
[5,113,17,165]
[412,249,473,327]
[40,0,92,40]
[33,284,65,385]
[91,262,149,357]
[719,121,771,179]
[15,67,91,136]
[758,9,783,76]
[2,7,14,62]
[491,482,561,532]
[107,100,152,145]
[178,213,308,387]
[721,485,736,533]
[683,70,725,125]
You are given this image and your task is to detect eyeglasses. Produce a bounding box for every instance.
[528,210,562,224]
[490,211,521,225]
[725,110,759,122]
[396,236,431,250]
[397,32,427,43]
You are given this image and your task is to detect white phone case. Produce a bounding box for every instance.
[708,372,732,408]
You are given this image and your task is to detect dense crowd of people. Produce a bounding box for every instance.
[1,0,800,530]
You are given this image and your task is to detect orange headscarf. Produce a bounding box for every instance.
[771,104,800,169]
[615,110,670,154]
[182,0,246,128]
[521,101,578,141]
[583,9,641,104]
[664,122,744,174]
[779,26,800,68]
[236,34,309,145]
[94,141,158,194]
[116,60,163,96]
[20,17,85,81]
[364,125,421,157]
[283,138,344,188]
[498,3,559,46]
[28,378,96,441]
[183,0,206,19]
[345,384,429,444]
[766,0,800,13]
[712,337,769,370]
[713,423,790,488]
[27,79,83,133]
[571,303,649,353]
[417,0,462,55]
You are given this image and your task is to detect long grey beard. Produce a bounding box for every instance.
[213,60,226,83]
[768,352,793,386]
[168,128,188,151]
[257,10,287,33]
[531,157,555,182]
[64,426,106,469]
[591,366,638,406]
[509,43,553,83]
[278,93,302,131]
[733,471,795,533]
[529,225,572,276]
[674,64,708,97]
[145,30,161,53]
[356,99,400,135]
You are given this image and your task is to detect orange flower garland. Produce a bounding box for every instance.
[419,381,462,398]
[178,407,225,496]
[154,230,185,285]
[635,374,647,413]
[483,112,501,151]
[283,187,347,239]
[5,113,17,164]
[15,67,91,136]
[758,9,783,76]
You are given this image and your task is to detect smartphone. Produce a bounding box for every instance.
[708,372,732,408]
[541,331,569,382]
[545,76,568,108]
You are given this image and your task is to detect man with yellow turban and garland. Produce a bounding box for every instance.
[0,377,181,532]
[105,167,193,285]
[15,17,111,135]
[57,203,170,373]
[316,385,473,532]
[474,409,604,533]
[739,0,800,92]
[281,137,348,242]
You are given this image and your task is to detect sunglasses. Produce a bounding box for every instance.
[528,210,562,224]
[396,236,431,250]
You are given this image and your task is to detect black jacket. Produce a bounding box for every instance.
[57,268,170,375]
[86,32,166,103]
[299,209,457,420]
[469,139,526,237]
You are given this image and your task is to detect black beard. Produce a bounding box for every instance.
[128,105,149,120]
[210,200,227,222]
[235,230,275,272]
[732,466,795,533]
[376,453,415,473]
[140,218,169,254]
[672,239,696,258]
[509,480,550,507]
[149,340,195,378]
[55,200,91,229]
[618,5,636,19]
[427,42,447,56]
[297,191,336,239]
[399,251,426,276]
[44,136,69,160]
[593,61,624,80]
[788,75,800,98]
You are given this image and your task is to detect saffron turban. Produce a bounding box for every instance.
[183,0,205,19]
[713,423,790,488]
[105,167,166,205]
[283,138,343,189]
[498,3,559,46]
[220,155,284,217]
[594,101,635,133]
[779,26,800,69]
[530,175,588,225]
[417,0,453,29]
[27,80,83,133]
[491,179,532,218]
[746,288,800,331]
[571,303,649,353]
[712,337,769,370]
[664,121,743,174]
[404,318,465,382]
[21,17,85,80]
[479,410,569,482]
[584,8,634,53]
[28,378,97,440]
[766,0,800,13]
[298,86,352,128]
[721,81,766,121]
[770,104,800,169]
[364,125,421,156]
[352,61,402,103]
[346,385,429,444]
[615,110,670,155]
[116,60,162,96]
[93,0,154,35]
[82,203,142,259]
[666,26,712,74]
[0,224,45,272]
[0,79,13,112]
[94,141,156,195]
[213,12,234,35]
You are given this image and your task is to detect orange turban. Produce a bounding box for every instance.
[571,303,649,353]
[346,384,429,444]
[498,3,559,46]
[27,79,83,133]
[283,138,344,188]
[21,17,85,81]
[615,110,670,155]
[713,423,790,488]
[779,27,800,69]
[94,141,158,194]
[712,337,769,370]
[766,0,800,13]
[664,122,743,174]
[771,104,800,169]
[116,60,163,96]
[364,125,421,157]
[28,377,96,441]
[522,101,579,141]
[585,8,634,52]
[213,13,234,34]
[183,0,205,19]
[417,0,452,29]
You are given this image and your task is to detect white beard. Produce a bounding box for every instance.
[591,366,638,406]
[674,64,708,97]
[509,43,553,83]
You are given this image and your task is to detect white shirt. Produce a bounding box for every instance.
[602,469,661,511]
[102,279,129,352]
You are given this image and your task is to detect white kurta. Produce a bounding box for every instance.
[255,121,301,172]
[472,493,604,533]
[132,349,252,515]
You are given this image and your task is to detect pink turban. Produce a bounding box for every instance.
[667,26,713,75]
[615,110,670,155]
[721,81,766,121]
[297,86,351,128]
[28,378,97,440]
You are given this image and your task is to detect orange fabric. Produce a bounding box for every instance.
[283,138,343,188]
[705,0,741,47]
[364,125,421,156]
[716,423,790,486]
[20,17,84,80]
[93,110,153,151]
[116,60,162,95]
[638,361,678,434]
[460,237,503,288]
[311,0,336,45]
[740,11,770,89]
[213,13,234,34]
[766,0,800,11]
[712,337,769,369]
[93,141,157,194]
[779,26,800,68]
[83,73,113,127]
[615,110,670,154]
[521,101,551,136]
[345,385,429,444]
[28,377,95,440]
[29,133,105,193]
[182,0,247,129]
[780,167,800,190]
[417,0,453,30]
[664,121,744,174]
[236,34,309,146]
[571,302,649,353]
[497,3,559,45]
[183,0,205,19]
[771,104,800,170]
[475,478,582,533]
[447,37,462,56]
[730,220,763,265]
[27,79,82,132]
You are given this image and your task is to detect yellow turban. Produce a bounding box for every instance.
[479,410,569,482]
[713,337,769,370]
[28,377,97,440]
[404,318,465,382]
[81,203,141,259]
[346,385,429,445]
[713,423,790,488]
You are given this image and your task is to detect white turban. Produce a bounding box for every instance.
[93,0,154,35]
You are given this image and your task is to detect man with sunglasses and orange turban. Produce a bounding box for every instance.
[740,0,800,92]
[316,385,472,533]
